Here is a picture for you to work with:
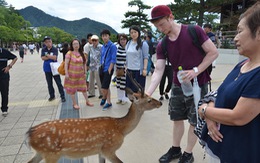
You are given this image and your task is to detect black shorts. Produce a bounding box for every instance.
[168,83,208,126]
[101,70,114,89]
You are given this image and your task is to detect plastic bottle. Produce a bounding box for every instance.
[177,66,193,96]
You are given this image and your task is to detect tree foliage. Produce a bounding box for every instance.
[37,27,74,44]
[168,0,237,28]
[121,0,152,32]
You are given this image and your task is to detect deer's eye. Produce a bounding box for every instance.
[148,99,152,103]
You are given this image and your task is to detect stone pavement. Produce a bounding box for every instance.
[0,49,236,163]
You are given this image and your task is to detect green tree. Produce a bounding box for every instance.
[0,0,7,7]
[37,27,74,44]
[121,0,151,32]
[168,0,236,27]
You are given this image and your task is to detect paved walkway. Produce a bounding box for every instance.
[0,50,235,163]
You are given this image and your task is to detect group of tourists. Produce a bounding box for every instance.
[1,2,260,162]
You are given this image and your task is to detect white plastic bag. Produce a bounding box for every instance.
[193,77,201,123]
[50,62,60,76]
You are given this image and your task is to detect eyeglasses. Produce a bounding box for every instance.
[92,40,98,42]
[120,38,127,41]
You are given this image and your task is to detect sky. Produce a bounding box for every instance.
[5,0,174,34]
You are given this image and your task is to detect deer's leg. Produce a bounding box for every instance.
[103,152,122,163]
[102,135,124,163]
[27,152,43,163]
[98,154,106,163]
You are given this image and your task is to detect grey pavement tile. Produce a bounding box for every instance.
[32,120,47,126]
[38,109,54,116]
[1,117,20,124]
[18,143,33,155]
[1,136,24,146]
[35,115,53,121]
[0,130,9,138]
[14,153,34,163]
[9,128,29,137]
[0,138,4,145]
[0,155,16,163]
[0,123,15,131]
[12,106,28,111]
[13,121,33,129]
[0,144,21,156]
[17,116,36,123]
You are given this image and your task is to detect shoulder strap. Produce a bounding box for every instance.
[188,25,205,56]
[103,44,112,64]
[161,36,170,65]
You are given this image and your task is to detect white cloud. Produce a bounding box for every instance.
[6,0,174,34]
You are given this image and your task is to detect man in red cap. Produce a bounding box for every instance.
[146,5,219,163]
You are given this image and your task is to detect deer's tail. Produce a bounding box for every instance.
[24,127,33,150]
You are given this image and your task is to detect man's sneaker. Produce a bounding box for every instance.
[103,103,112,111]
[61,98,66,102]
[2,112,8,117]
[100,99,106,106]
[159,96,164,101]
[178,152,194,163]
[48,97,55,101]
[98,95,103,99]
[159,147,182,163]
[165,93,169,100]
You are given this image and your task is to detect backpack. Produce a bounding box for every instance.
[161,25,213,90]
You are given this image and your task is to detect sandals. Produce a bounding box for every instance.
[86,101,94,107]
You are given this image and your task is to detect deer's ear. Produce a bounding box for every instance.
[126,88,136,101]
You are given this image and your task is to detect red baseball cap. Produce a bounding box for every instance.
[150,5,172,21]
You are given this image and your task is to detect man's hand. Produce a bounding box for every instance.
[2,66,11,73]
[182,69,197,81]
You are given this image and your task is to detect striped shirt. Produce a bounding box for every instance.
[116,45,126,69]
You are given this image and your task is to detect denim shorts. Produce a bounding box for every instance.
[168,83,208,126]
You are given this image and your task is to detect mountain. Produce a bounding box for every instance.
[18,6,117,39]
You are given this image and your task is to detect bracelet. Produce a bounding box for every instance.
[201,104,208,119]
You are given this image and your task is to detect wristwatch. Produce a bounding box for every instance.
[193,67,198,73]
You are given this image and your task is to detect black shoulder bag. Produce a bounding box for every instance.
[99,45,112,80]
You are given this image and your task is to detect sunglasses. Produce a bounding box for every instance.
[92,40,98,42]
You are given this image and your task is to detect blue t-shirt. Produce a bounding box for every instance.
[100,40,117,72]
[41,46,58,72]
[202,59,260,162]
[207,32,216,43]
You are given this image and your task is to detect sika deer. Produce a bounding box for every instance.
[25,71,162,163]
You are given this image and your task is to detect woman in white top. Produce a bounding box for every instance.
[126,25,149,92]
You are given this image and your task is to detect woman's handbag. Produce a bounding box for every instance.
[116,68,125,77]
[58,61,65,75]
[194,90,217,146]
